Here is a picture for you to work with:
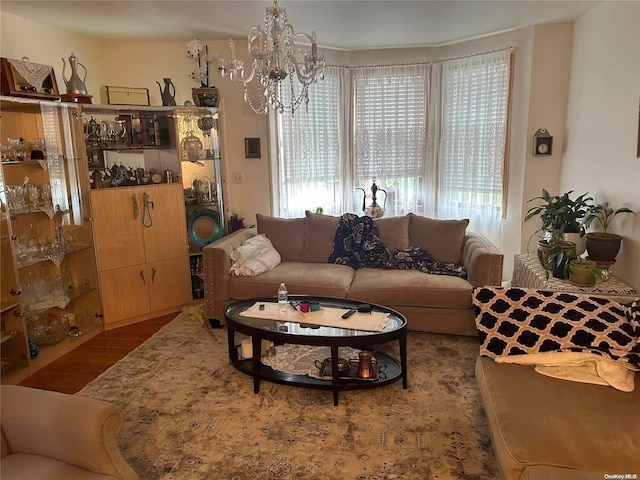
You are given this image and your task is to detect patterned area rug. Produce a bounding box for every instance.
[78,315,500,480]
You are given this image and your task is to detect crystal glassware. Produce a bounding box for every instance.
[41,184,52,209]
[28,184,39,209]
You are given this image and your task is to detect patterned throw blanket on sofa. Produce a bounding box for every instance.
[474,287,640,391]
[328,213,466,278]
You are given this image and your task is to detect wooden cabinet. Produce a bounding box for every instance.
[0,95,102,384]
[91,184,191,328]
[82,104,227,302]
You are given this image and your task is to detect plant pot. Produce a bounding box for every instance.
[552,257,571,279]
[192,87,219,108]
[568,259,598,286]
[585,232,623,262]
[563,232,585,256]
[537,240,552,270]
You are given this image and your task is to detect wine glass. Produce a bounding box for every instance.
[28,184,39,209]
[197,116,214,158]
[41,184,52,209]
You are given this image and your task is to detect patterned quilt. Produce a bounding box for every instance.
[328,213,466,278]
[473,287,640,370]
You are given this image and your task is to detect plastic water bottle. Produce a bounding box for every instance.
[278,282,288,314]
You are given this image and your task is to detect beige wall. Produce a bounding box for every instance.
[520,24,574,254]
[560,1,640,291]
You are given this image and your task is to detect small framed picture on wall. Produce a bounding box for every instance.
[245,138,261,158]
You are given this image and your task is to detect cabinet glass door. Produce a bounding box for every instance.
[0,96,102,380]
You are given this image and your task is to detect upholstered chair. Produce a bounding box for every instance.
[1,385,138,479]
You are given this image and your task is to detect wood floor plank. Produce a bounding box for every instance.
[19,313,175,394]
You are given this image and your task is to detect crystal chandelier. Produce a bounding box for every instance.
[216,0,326,115]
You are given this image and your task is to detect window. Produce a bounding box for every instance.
[275,49,512,245]
[277,67,344,217]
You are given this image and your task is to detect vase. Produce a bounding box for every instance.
[157,78,176,106]
[181,131,203,161]
[585,232,623,262]
[192,87,219,108]
[563,232,585,256]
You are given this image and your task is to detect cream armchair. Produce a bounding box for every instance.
[1,385,138,479]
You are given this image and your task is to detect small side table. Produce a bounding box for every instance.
[512,254,636,297]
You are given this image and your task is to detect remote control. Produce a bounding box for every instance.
[342,309,356,319]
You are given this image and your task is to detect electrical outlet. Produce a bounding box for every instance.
[232,171,244,184]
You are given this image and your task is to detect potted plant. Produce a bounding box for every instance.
[525,189,593,266]
[544,229,577,279]
[187,39,220,107]
[583,202,635,262]
[568,257,599,286]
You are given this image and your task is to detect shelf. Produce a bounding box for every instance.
[87,145,174,152]
[1,300,20,314]
[1,158,48,169]
[16,244,93,270]
[8,205,60,220]
[0,330,20,344]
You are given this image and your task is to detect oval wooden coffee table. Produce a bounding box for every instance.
[224,296,408,406]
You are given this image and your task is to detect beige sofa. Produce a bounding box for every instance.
[473,288,640,479]
[1,385,138,479]
[203,211,503,334]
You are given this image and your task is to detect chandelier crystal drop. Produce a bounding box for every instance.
[216,0,326,115]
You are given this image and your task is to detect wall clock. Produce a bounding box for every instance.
[533,128,553,156]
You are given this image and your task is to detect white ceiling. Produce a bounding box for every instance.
[0,0,599,50]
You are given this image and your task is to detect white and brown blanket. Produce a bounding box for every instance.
[473,287,640,391]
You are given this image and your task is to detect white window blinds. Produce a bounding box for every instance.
[277,67,345,216]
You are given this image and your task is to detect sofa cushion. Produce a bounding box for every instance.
[375,215,410,249]
[408,214,469,263]
[475,356,640,480]
[229,261,355,299]
[348,268,471,309]
[301,211,340,263]
[256,214,306,262]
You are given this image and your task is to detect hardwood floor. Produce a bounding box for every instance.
[18,313,175,394]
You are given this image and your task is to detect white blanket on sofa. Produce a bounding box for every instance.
[495,351,636,392]
[230,234,281,276]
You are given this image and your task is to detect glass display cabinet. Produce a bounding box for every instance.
[0,95,102,383]
[174,107,225,299]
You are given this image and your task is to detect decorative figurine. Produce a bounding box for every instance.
[356,177,387,218]
[157,77,176,106]
[61,53,88,95]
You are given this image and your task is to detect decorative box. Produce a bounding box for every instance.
[0,57,60,100]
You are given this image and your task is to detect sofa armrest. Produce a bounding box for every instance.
[203,227,257,319]
[1,385,138,479]
[462,232,503,287]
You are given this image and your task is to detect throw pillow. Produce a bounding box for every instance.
[375,215,410,249]
[301,211,340,263]
[230,234,281,276]
[256,214,306,262]
[408,214,469,263]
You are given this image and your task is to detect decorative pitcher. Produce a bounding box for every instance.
[157,78,176,106]
[61,53,88,95]
[356,177,387,219]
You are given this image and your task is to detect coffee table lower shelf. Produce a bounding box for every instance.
[230,351,403,400]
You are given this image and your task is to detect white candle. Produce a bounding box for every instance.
[311,31,318,59]
[241,338,252,358]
